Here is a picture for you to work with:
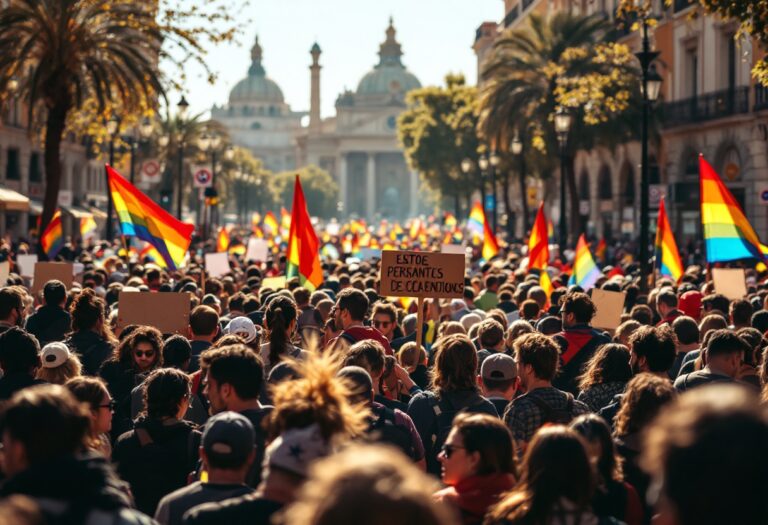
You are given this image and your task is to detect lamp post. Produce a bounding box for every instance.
[478,154,489,217]
[198,131,222,239]
[461,158,473,218]
[636,18,662,292]
[105,114,120,241]
[489,150,501,234]
[554,107,573,255]
[175,95,189,220]
[511,132,529,235]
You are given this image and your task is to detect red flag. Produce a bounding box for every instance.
[286,176,323,290]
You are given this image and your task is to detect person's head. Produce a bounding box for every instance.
[701,293,730,317]
[342,340,385,381]
[487,426,593,524]
[478,318,505,351]
[527,286,548,310]
[560,292,596,328]
[0,385,90,477]
[333,288,369,329]
[42,280,67,307]
[506,319,534,349]
[479,353,519,399]
[201,411,255,475]
[371,302,397,341]
[519,299,540,321]
[672,316,699,349]
[336,366,374,406]
[614,373,676,438]
[142,368,191,420]
[439,413,516,486]
[751,310,768,334]
[189,305,220,340]
[283,444,457,525]
[201,344,265,414]
[643,385,768,525]
[292,287,311,307]
[730,299,753,327]
[630,304,654,325]
[0,327,40,375]
[396,342,426,372]
[514,332,559,389]
[265,295,298,366]
[36,342,81,385]
[570,414,621,485]
[162,334,192,370]
[69,288,106,333]
[704,329,751,378]
[656,289,678,317]
[629,325,677,375]
[577,343,632,391]
[430,334,478,395]
[115,325,163,373]
[614,319,641,346]
[0,287,24,326]
[65,376,113,437]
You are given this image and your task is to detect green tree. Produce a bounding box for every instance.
[270,165,339,220]
[397,74,482,216]
[0,0,245,235]
[478,13,640,242]
[217,146,272,223]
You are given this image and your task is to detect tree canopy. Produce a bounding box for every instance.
[271,165,339,220]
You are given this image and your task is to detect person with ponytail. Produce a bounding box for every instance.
[260,295,308,374]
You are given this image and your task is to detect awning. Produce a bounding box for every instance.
[0,186,30,212]
[61,205,93,220]
[29,200,43,215]
[87,206,107,219]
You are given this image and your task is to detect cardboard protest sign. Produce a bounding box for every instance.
[358,248,382,261]
[261,276,287,290]
[118,291,190,334]
[0,261,9,285]
[32,262,74,294]
[204,252,231,278]
[379,250,465,298]
[245,238,269,262]
[591,289,626,330]
[16,254,37,277]
[712,268,747,300]
[441,244,467,255]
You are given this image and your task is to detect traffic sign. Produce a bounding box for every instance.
[192,165,213,188]
[140,159,162,184]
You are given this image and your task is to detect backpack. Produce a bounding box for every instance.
[425,392,487,474]
[525,392,575,425]
[369,406,417,460]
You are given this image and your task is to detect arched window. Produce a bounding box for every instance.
[598,165,613,200]
[683,150,698,179]
[579,170,590,200]
[623,164,635,206]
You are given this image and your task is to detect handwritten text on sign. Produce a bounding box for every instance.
[379,250,465,298]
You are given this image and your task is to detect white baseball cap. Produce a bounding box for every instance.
[41,342,71,369]
[225,316,259,344]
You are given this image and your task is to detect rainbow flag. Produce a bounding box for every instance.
[139,242,168,268]
[540,269,553,306]
[286,176,323,291]
[263,212,279,235]
[41,209,64,259]
[595,238,607,264]
[654,197,683,282]
[527,202,549,270]
[468,202,485,236]
[228,243,246,256]
[80,216,97,239]
[107,165,193,270]
[444,212,457,230]
[570,234,601,290]
[280,207,291,235]
[700,155,765,263]
[216,227,230,253]
[481,209,500,261]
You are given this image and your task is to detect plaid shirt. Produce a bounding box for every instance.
[503,386,591,444]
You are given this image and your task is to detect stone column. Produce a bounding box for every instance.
[366,153,376,219]
[339,154,348,217]
[410,170,418,217]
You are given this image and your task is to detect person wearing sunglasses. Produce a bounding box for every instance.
[371,302,399,342]
[66,376,115,458]
[99,326,164,440]
[434,413,517,525]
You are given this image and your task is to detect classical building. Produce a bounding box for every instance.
[295,19,422,219]
[474,0,768,244]
[211,36,304,173]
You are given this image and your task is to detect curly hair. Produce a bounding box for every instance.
[577,343,632,391]
[69,289,116,343]
[113,325,163,371]
[614,373,676,438]
[429,334,478,395]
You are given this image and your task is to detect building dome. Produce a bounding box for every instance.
[356,19,421,96]
[229,36,285,104]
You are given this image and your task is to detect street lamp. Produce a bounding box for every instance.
[636,18,662,292]
[105,114,121,241]
[478,154,489,217]
[554,107,572,255]
[198,131,222,238]
[511,132,530,235]
[175,95,189,220]
[489,150,501,233]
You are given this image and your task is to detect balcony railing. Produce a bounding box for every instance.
[661,87,750,128]
[673,0,694,13]
[755,84,768,111]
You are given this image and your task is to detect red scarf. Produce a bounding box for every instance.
[435,473,516,523]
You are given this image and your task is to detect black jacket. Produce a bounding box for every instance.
[0,454,153,525]
[0,372,45,401]
[99,360,148,439]
[66,330,114,376]
[25,305,71,345]
[183,494,282,525]
[113,417,201,516]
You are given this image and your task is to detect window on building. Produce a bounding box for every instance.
[579,170,590,200]
[5,148,20,180]
[684,150,698,178]
[29,153,42,182]
[727,35,736,91]
[623,165,635,205]
[687,48,698,98]
[598,165,613,200]
[649,154,660,184]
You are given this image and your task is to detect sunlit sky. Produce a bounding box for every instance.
[171,0,502,118]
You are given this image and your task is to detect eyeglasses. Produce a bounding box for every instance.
[99,399,116,411]
[134,350,155,358]
[440,444,466,458]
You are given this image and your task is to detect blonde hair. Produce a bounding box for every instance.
[36,353,82,385]
[282,444,458,525]
[397,342,426,371]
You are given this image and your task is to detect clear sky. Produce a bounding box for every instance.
[172,0,502,118]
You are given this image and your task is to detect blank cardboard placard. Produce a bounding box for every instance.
[118,291,190,334]
[591,289,627,330]
[0,261,9,285]
[205,252,231,278]
[441,244,467,255]
[379,250,465,298]
[712,268,747,300]
[17,255,37,277]
[32,262,74,294]
[261,276,286,290]
[358,248,381,261]
[245,238,269,262]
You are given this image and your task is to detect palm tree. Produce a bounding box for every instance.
[0,0,164,234]
[478,12,641,243]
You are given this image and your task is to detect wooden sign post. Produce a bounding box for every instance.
[379,250,465,350]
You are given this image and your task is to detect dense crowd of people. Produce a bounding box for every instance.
[0,240,766,525]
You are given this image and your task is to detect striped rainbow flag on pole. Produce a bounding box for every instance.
[654,197,683,282]
[41,209,64,259]
[570,234,601,290]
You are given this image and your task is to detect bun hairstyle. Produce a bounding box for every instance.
[265,295,298,368]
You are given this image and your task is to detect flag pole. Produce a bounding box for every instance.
[416,296,425,352]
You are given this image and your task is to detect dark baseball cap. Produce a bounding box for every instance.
[202,411,255,465]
